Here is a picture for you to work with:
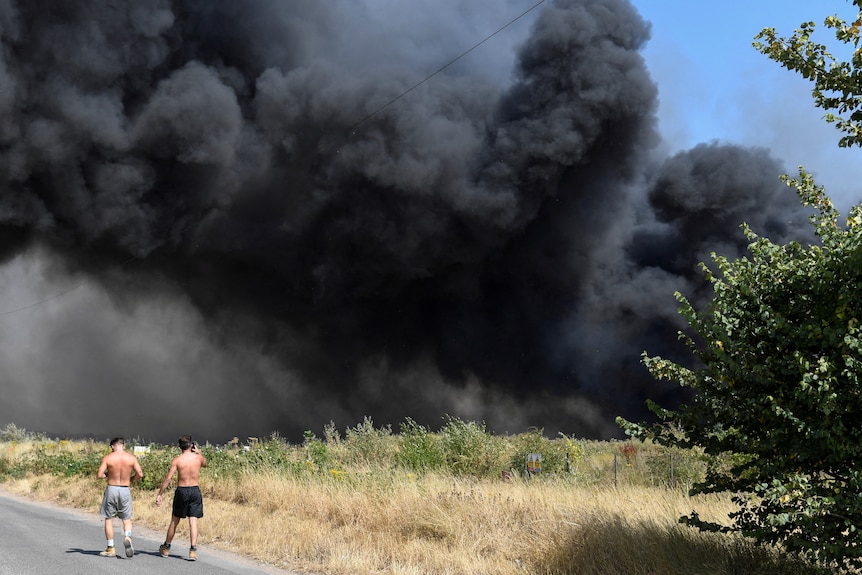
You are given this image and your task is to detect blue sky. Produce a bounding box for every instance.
[342,0,862,211]
[634,0,862,212]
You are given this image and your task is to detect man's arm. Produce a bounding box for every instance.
[96,456,108,480]
[132,457,144,483]
[155,459,178,505]
[191,443,208,468]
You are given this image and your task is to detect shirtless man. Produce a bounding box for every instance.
[155,434,208,561]
[96,437,144,558]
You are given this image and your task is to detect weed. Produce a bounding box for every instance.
[304,430,330,471]
[439,415,508,478]
[0,423,45,442]
[397,418,445,473]
[508,427,570,475]
[343,416,395,467]
[618,442,638,465]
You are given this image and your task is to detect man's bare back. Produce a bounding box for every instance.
[172,448,207,486]
[97,444,143,486]
[156,439,207,502]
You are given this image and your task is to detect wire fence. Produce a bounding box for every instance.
[523,445,709,491]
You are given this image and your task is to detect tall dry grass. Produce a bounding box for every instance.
[1,469,822,575]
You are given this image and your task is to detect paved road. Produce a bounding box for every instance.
[0,491,293,575]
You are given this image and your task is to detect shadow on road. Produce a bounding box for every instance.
[65,548,104,557]
[65,548,169,559]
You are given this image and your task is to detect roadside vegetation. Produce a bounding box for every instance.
[620,4,862,571]
[0,421,825,575]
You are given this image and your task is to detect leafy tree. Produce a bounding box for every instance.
[618,5,862,568]
[619,173,862,570]
[754,0,862,148]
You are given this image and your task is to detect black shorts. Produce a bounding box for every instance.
[171,485,204,519]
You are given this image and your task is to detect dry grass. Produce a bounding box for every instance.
[0,469,822,575]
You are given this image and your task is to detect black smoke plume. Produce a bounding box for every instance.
[0,0,813,442]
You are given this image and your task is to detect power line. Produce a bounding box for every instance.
[0,281,88,317]
[348,0,546,133]
[0,1,548,317]
[0,255,140,317]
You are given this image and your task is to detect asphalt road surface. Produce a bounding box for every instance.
[0,491,294,575]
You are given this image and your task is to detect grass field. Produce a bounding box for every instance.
[0,421,828,575]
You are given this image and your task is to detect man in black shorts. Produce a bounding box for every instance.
[155,434,208,561]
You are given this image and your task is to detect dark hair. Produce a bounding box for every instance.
[178,435,193,450]
[110,437,125,447]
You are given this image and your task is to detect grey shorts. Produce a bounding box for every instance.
[100,485,132,519]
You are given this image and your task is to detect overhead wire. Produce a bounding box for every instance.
[0,255,140,317]
[0,0,546,317]
[0,282,88,317]
[348,0,546,133]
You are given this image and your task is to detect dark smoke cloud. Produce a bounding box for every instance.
[0,0,813,443]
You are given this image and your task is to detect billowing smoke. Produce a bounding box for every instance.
[0,0,814,443]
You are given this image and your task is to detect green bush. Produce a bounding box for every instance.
[508,428,570,475]
[343,417,395,467]
[559,433,584,475]
[200,446,245,482]
[0,423,45,442]
[18,442,102,477]
[55,451,103,477]
[439,416,508,478]
[304,430,331,471]
[397,418,445,473]
[0,420,710,488]
[0,454,13,479]
[239,433,297,472]
[137,446,177,490]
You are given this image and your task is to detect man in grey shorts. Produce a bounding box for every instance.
[96,437,144,558]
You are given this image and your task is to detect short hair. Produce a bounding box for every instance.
[178,435,193,450]
[110,437,125,447]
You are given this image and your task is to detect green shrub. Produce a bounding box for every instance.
[508,428,571,475]
[20,443,102,477]
[0,454,12,479]
[439,416,508,478]
[137,446,177,490]
[343,417,396,467]
[55,450,103,477]
[559,433,584,475]
[304,430,331,471]
[0,421,711,489]
[0,423,45,442]
[323,421,341,445]
[200,446,244,482]
[397,418,445,473]
[239,433,296,472]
